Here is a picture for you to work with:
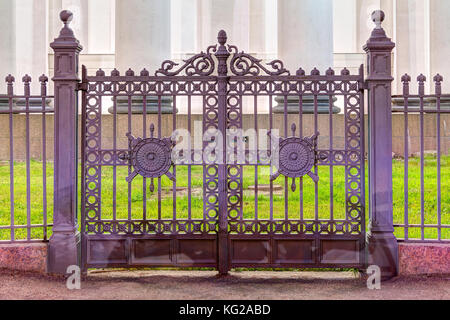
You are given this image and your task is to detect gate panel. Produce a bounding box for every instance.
[81,31,366,271]
[80,48,221,268]
[224,51,366,268]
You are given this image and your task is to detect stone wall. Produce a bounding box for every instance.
[0,113,448,161]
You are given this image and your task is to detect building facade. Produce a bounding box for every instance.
[1,0,449,112]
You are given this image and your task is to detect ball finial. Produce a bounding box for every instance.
[60,10,73,25]
[371,10,385,29]
[217,30,227,46]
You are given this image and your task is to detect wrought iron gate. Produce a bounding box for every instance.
[81,31,366,272]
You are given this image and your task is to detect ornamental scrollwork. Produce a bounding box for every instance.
[155,45,217,76]
[227,45,290,76]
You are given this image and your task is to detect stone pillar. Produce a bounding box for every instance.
[47,11,83,274]
[0,0,16,109]
[112,0,172,114]
[364,10,398,280]
[275,0,339,114]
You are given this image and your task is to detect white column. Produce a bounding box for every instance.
[171,0,197,60]
[394,0,430,94]
[115,0,171,73]
[88,0,115,54]
[0,0,15,109]
[114,0,172,113]
[0,0,16,82]
[430,0,450,93]
[15,0,49,88]
[277,0,333,74]
[249,0,266,56]
[276,0,337,113]
[198,0,250,51]
[14,0,50,110]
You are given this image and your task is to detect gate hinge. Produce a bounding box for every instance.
[77,81,88,91]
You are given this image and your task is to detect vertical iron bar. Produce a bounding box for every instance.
[269,95,273,221]
[418,75,425,240]
[313,93,318,221]
[7,76,15,241]
[187,94,192,220]
[24,76,31,240]
[127,94,132,222]
[158,95,162,220]
[254,94,258,220]
[299,94,303,220]
[434,75,442,240]
[402,75,410,240]
[40,75,48,240]
[80,66,87,243]
[142,95,147,220]
[112,95,117,221]
[173,95,177,220]
[329,92,333,221]
[284,94,288,220]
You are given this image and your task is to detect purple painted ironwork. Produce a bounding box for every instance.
[79,24,367,272]
[392,72,449,243]
[122,131,175,183]
[7,10,448,278]
[269,130,320,185]
[47,10,83,274]
[0,73,54,243]
[364,10,398,279]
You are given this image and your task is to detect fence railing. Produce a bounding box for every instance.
[0,10,448,279]
[0,75,54,243]
[392,74,450,242]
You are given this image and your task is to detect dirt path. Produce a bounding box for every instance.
[0,269,448,300]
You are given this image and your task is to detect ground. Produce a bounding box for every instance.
[0,269,448,300]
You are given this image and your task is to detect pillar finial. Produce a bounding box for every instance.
[371,10,385,29]
[56,10,76,39]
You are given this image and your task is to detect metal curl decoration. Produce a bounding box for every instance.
[227,45,290,76]
[155,46,217,76]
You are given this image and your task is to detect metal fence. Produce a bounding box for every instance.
[0,75,54,243]
[392,74,450,242]
[0,9,448,277]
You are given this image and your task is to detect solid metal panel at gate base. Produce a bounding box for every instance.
[80,30,366,272]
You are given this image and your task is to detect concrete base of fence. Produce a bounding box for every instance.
[0,242,448,276]
[399,243,450,275]
[0,243,48,273]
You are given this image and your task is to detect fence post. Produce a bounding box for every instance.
[215,30,230,275]
[47,11,83,274]
[363,10,398,279]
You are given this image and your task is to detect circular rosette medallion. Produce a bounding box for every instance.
[278,137,316,178]
[130,138,172,178]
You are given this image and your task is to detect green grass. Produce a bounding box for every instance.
[0,156,448,241]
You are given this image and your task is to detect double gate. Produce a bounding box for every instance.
[81,31,366,272]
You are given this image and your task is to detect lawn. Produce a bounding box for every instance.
[0,156,448,241]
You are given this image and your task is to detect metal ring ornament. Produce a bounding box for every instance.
[121,132,175,183]
[270,132,320,185]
